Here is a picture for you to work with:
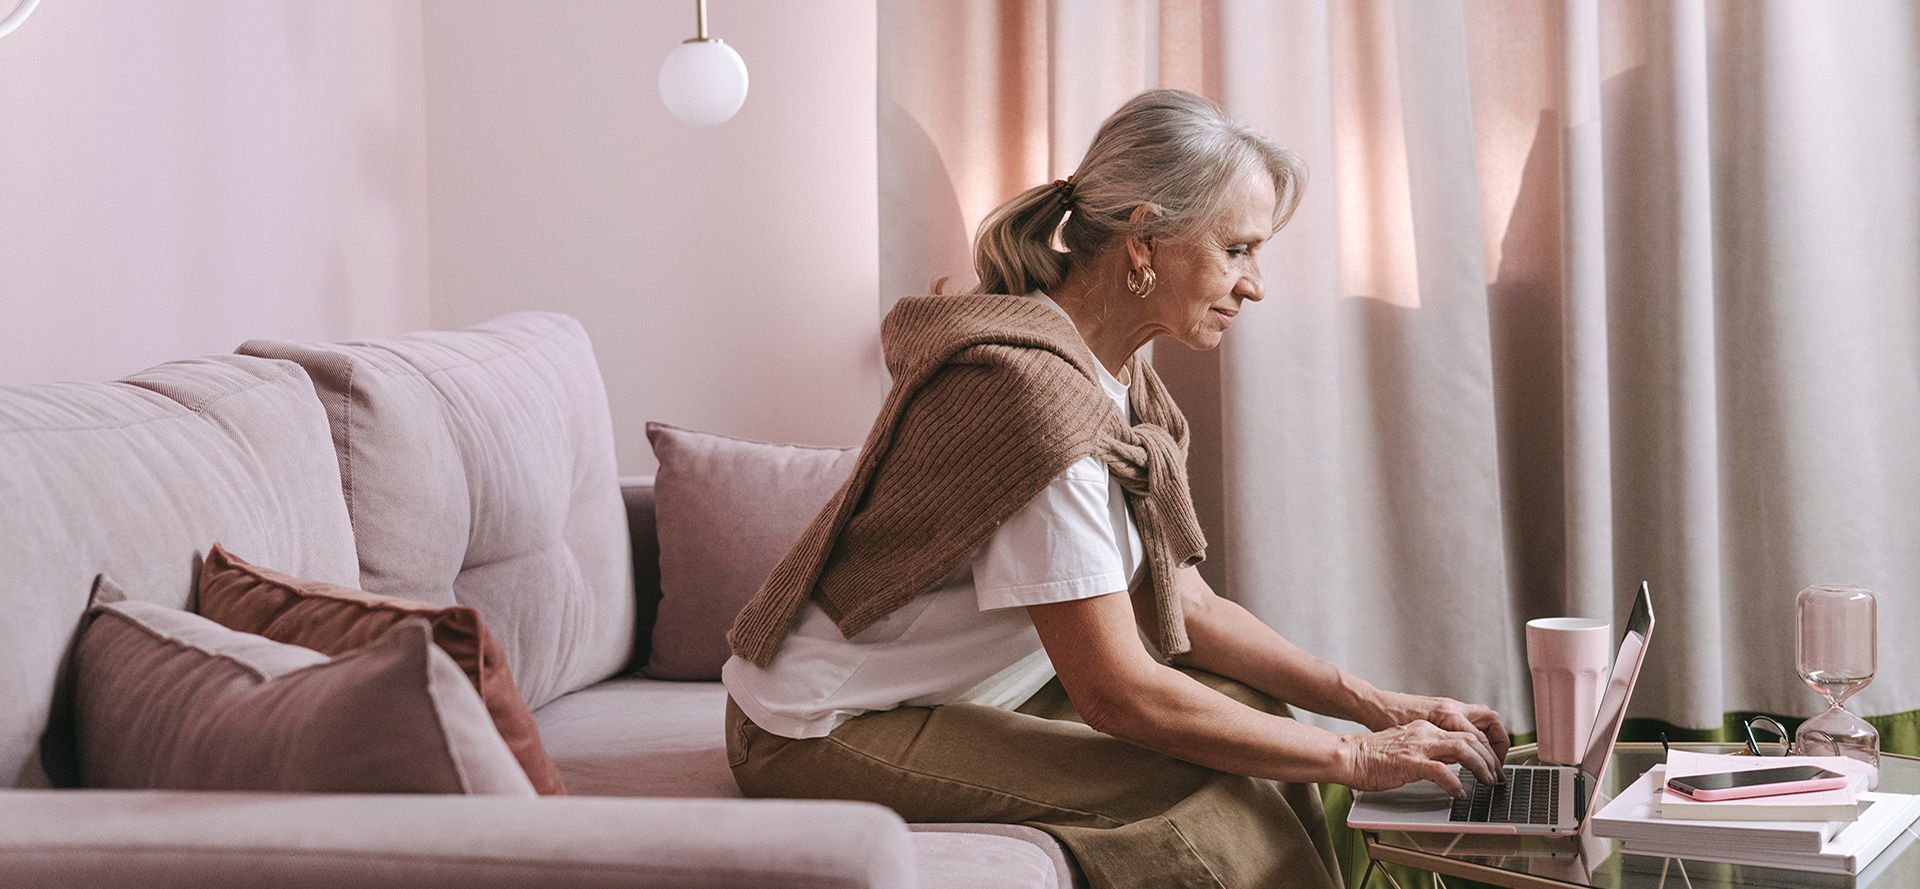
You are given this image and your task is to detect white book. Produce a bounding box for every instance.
[1619,791,1920,876]
[1658,749,1870,822]
[1595,767,1847,853]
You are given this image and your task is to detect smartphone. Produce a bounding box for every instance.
[1665,765,1851,801]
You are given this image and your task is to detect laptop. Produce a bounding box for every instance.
[1348,582,1655,836]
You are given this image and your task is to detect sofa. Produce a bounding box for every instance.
[0,312,1075,888]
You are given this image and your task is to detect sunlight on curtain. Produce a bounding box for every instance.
[1331,0,1419,308]
[878,0,1920,736]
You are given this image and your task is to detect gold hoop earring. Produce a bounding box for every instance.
[1126,265,1157,298]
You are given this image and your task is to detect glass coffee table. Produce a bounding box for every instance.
[1359,742,1920,889]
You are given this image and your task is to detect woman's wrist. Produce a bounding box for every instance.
[1343,676,1402,732]
[1328,731,1361,786]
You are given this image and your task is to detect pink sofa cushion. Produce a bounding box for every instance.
[643,422,857,680]
[534,676,737,798]
[74,589,535,796]
[239,313,633,710]
[910,827,1070,889]
[197,544,567,795]
[0,355,359,789]
[1,792,922,888]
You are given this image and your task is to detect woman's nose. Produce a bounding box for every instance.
[1236,273,1264,302]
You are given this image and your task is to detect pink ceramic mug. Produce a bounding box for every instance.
[1526,618,1612,765]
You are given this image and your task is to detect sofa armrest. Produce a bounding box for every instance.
[621,474,663,671]
[0,790,916,889]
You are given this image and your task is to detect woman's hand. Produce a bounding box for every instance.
[1338,720,1502,796]
[1370,691,1511,768]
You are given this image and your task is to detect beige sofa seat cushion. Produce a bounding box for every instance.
[0,355,359,789]
[910,827,1071,889]
[534,677,738,799]
[76,595,534,795]
[240,313,634,710]
[534,678,1075,887]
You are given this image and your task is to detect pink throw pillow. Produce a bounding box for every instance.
[643,422,856,680]
[74,582,536,795]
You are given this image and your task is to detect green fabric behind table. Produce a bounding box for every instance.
[1326,711,1919,888]
[1623,709,1920,754]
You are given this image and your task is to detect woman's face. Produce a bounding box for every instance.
[1141,170,1277,351]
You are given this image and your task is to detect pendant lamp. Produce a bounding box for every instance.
[1,0,40,40]
[658,0,748,126]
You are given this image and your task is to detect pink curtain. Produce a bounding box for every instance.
[880,0,1920,733]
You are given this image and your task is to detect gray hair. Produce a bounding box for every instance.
[963,89,1306,296]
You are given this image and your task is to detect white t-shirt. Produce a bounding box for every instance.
[721,294,1145,739]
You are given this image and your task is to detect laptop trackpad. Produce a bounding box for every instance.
[1362,781,1453,812]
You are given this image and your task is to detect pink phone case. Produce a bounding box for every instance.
[1666,772,1852,802]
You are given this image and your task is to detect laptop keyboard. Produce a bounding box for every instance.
[1448,766,1561,824]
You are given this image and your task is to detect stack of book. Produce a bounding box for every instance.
[1593,751,1920,875]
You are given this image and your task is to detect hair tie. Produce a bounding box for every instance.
[1052,176,1076,207]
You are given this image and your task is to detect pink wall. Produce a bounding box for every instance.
[1,1,881,476]
[0,1,432,384]
[422,0,884,474]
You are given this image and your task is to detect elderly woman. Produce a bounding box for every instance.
[720,89,1509,889]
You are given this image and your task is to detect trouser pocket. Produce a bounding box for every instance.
[724,697,752,768]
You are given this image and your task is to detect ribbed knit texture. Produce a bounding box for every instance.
[726,294,1208,666]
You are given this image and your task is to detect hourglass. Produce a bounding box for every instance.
[1795,584,1880,788]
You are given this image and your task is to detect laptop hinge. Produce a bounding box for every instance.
[1574,773,1588,822]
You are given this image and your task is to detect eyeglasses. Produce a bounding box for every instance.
[1741,716,1795,756]
[1657,716,1796,756]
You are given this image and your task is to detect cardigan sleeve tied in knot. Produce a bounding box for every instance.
[1099,372,1208,658]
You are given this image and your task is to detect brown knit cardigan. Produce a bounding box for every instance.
[726,293,1208,667]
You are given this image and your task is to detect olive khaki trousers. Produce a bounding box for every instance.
[725,667,1343,889]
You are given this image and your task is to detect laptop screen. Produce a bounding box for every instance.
[1576,584,1656,803]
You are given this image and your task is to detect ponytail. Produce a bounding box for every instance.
[966,183,1072,295]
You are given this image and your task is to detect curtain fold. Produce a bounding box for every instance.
[878,0,1920,734]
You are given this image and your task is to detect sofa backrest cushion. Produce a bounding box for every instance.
[76,592,535,796]
[0,355,359,789]
[239,313,634,710]
[643,423,857,680]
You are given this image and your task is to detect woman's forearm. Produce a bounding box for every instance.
[1169,583,1392,729]
[1030,587,1500,791]
[1086,661,1355,784]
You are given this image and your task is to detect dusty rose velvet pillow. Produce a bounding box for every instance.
[195,544,566,795]
[643,422,857,680]
[74,584,535,795]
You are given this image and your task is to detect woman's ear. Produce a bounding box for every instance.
[1123,233,1153,270]
[1124,203,1161,269]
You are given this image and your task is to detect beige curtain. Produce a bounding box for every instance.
[879,0,1920,734]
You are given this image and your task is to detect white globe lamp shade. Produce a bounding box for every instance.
[0,0,42,40]
[658,40,749,126]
